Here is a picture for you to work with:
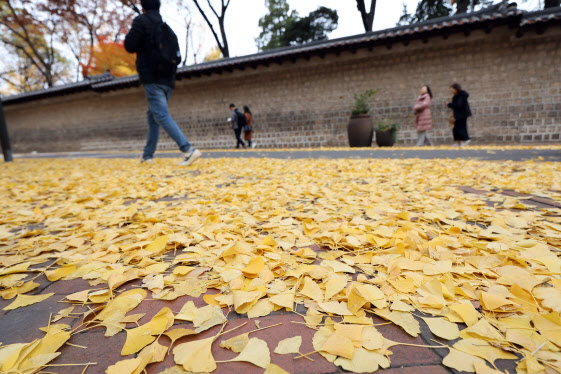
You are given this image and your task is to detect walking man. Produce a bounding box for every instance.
[229,104,246,149]
[124,0,201,166]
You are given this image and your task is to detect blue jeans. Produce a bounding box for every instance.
[142,84,191,160]
[234,128,245,148]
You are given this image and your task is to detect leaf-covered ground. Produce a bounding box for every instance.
[1,156,561,374]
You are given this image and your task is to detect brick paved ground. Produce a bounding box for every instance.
[1,148,560,374]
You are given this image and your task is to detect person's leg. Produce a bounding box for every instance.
[416,131,425,147]
[425,131,433,146]
[142,108,159,160]
[145,84,192,153]
[235,128,245,148]
[453,122,461,146]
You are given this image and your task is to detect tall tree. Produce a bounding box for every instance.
[51,0,135,78]
[256,0,298,51]
[191,0,232,58]
[356,0,377,32]
[0,0,70,89]
[280,7,338,46]
[257,3,338,51]
[451,0,493,13]
[414,0,452,22]
[397,3,414,26]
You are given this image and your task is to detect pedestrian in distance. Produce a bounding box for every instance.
[124,0,201,166]
[243,105,255,149]
[413,85,433,146]
[447,83,472,147]
[229,104,246,149]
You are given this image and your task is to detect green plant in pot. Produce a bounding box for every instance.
[348,89,379,147]
[375,119,399,147]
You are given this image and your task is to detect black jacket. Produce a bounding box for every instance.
[448,91,472,120]
[124,10,175,89]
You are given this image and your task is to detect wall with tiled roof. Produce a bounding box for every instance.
[3,6,561,150]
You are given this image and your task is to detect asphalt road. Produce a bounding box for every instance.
[10,147,561,161]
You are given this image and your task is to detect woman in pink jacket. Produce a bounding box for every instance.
[414,86,433,146]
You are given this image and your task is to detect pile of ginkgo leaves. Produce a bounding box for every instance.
[1,156,561,374]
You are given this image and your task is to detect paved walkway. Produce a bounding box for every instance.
[10,146,561,162]
[1,147,560,374]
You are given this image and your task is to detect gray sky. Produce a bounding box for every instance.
[162,0,543,64]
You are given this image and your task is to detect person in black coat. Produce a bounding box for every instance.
[124,0,201,166]
[447,83,472,146]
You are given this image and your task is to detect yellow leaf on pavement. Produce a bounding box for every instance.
[274,336,302,354]
[3,293,53,310]
[443,348,486,373]
[421,317,460,340]
[174,336,216,373]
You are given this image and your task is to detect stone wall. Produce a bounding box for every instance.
[4,25,561,153]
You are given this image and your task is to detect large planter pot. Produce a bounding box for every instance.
[348,115,373,147]
[375,130,396,147]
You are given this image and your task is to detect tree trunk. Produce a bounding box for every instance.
[218,16,229,58]
[544,0,560,8]
[356,0,376,32]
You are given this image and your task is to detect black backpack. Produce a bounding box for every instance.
[149,16,181,76]
[235,109,247,127]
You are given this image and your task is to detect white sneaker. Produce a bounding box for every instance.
[251,142,256,149]
[460,139,471,146]
[140,157,154,164]
[178,148,201,166]
[453,143,460,147]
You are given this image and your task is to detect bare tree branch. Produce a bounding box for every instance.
[191,0,230,57]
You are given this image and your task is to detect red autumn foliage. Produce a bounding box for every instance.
[81,36,137,78]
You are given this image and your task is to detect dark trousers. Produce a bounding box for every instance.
[453,118,470,141]
[234,128,245,148]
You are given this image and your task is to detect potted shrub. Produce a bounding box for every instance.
[375,119,399,147]
[348,89,378,147]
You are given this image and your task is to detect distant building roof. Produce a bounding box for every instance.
[3,3,561,106]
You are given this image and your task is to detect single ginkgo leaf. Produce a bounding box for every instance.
[228,337,271,368]
[421,317,460,340]
[139,340,168,363]
[442,348,486,373]
[300,277,324,303]
[105,357,144,374]
[173,336,216,373]
[121,307,174,356]
[247,298,275,318]
[0,281,39,300]
[164,328,196,350]
[264,363,290,374]
[375,309,420,337]
[321,333,354,359]
[453,338,517,364]
[193,305,227,333]
[45,265,76,281]
[361,326,384,350]
[274,336,302,354]
[175,301,198,321]
[474,362,505,374]
[334,347,389,373]
[3,293,54,310]
[145,235,169,254]
[220,333,250,353]
[52,306,74,323]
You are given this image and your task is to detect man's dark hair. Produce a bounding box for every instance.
[451,83,462,92]
[229,104,235,109]
[141,0,160,10]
